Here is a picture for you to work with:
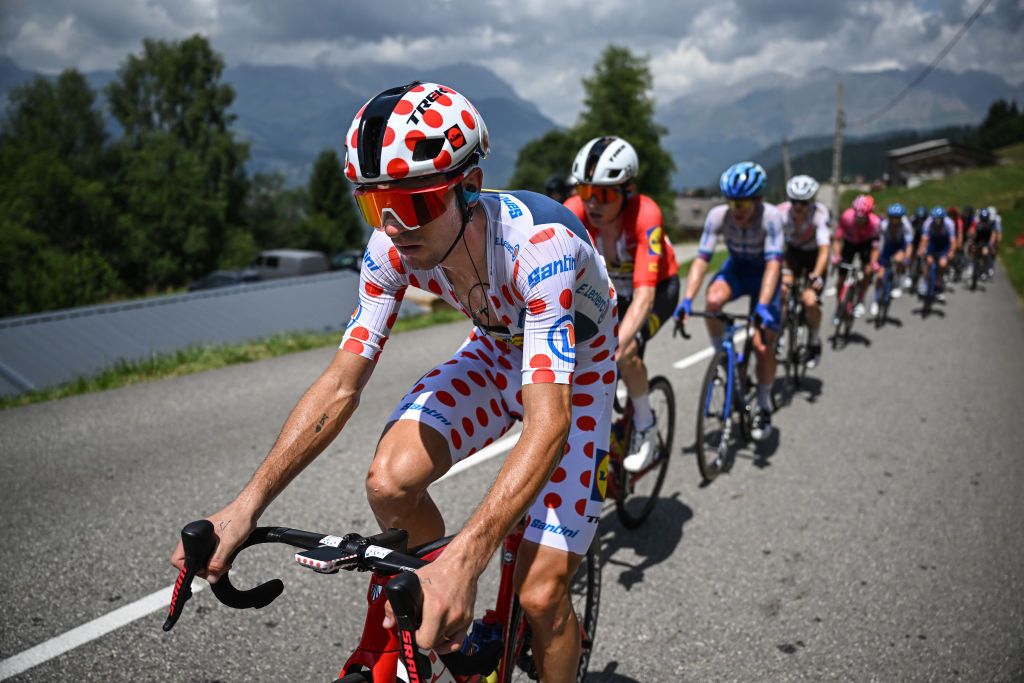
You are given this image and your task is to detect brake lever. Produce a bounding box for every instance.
[163,520,216,632]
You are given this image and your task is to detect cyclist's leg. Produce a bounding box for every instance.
[368,332,516,546]
[744,268,780,411]
[517,353,615,682]
[780,249,797,328]
[706,259,736,349]
[615,294,649,427]
[618,278,678,431]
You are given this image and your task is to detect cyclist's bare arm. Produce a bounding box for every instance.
[684,257,709,303]
[171,348,374,579]
[758,260,781,306]
[402,382,572,649]
[617,284,655,349]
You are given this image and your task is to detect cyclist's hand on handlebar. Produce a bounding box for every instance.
[170,503,256,583]
[753,303,775,330]
[811,275,825,292]
[672,298,693,339]
[830,254,842,267]
[672,297,692,323]
[382,554,475,654]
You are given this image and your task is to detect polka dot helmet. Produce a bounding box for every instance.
[344,81,489,185]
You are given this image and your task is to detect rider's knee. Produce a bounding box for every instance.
[801,290,817,308]
[518,570,573,631]
[365,441,429,509]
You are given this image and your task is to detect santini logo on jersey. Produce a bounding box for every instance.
[528,255,576,287]
[529,519,579,538]
[400,402,452,427]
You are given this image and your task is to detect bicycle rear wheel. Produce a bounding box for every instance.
[615,376,675,528]
[695,350,731,483]
[502,537,601,683]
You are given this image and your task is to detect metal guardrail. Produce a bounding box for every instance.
[0,271,368,397]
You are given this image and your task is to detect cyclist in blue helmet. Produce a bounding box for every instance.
[674,161,783,441]
[873,203,914,312]
[917,206,956,301]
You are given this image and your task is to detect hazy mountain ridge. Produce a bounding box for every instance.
[660,64,1024,187]
[3,56,1021,190]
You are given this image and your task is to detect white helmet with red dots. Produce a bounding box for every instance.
[344,81,489,184]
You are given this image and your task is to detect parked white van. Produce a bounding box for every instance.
[250,249,329,280]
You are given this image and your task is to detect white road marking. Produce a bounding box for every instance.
[0,340,724,677]
[0,580,204,681]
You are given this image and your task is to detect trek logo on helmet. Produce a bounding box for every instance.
[405,87,451,125]
[446,125,466,150]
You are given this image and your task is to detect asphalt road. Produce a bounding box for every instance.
[1,268,1022,682]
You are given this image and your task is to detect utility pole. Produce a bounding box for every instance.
[782,137,792,181]
[830,81,845,220]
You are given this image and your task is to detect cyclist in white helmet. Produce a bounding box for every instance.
[173,81,617,683]
[776,175,830,367]
[565,136,679,473]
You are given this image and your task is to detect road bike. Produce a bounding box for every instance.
[607,339,676,527]
[919,258,940,316]
[678,311,765,483]
[874,264,898,329]
[831,263,864,348]
[165,518,600,682]
[778,275,811,388]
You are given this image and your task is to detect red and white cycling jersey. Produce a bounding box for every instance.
[564,194,678,299]
[776,201,831,251]
[836,208,881,245]
[340,190,618,554]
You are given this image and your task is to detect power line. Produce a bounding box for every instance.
[847,0,994,128]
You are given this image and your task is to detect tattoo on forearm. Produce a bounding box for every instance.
[219,520,231,532]
[315,413,329,434]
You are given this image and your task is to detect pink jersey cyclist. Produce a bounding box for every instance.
[836,208,881,245]
[341,190,617,554]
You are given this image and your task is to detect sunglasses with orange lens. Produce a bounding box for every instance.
[727,198,755,212]
[353,174,464,230]
[577,183,623,204]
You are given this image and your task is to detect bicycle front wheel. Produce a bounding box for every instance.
[615,376,675,528]
[502,537,601,683]
[695,350,730,483]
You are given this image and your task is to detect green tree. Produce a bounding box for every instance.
[297,149,363,253]
[576,45,675,215]
[0,71,121,315]
[507,45,676,222]
[972,99,1024,151]
[506,128,583,193]
[106,35,249,290]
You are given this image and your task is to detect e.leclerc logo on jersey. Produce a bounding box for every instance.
[494,236,519,260]
[546,314,575,363]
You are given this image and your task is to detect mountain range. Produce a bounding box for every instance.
[659,65,1024,187]
[2,56,1021,189]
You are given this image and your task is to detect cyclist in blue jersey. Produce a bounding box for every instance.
[674,161,783,441]
[872,203,913,315]
[918,206,956,302]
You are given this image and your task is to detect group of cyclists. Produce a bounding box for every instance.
[171,80,1005,682]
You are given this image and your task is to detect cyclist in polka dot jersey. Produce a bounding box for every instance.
[172,82,616,683]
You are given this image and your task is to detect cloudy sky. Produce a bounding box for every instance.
[2,0,1022,125]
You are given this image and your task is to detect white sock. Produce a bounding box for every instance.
[710,335,724,353]
[757,384,772,411]
[631,392,654,431]
[808,327,819,344]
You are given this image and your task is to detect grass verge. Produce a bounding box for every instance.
[840,148,1024,298]
[0,306,466,410]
